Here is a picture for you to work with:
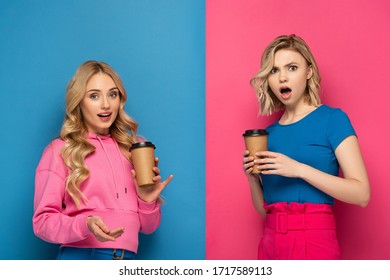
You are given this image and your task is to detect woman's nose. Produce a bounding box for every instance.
[279,71,287,82]
[101,97,110,109]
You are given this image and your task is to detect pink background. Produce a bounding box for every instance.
[206,0,390,259]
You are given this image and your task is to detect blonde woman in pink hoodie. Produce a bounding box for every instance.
[33,61,173,260]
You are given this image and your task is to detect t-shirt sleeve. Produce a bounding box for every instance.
[327,108,356,151]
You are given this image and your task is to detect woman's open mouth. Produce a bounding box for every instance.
[97,112,112,121]
[280,87,292,99]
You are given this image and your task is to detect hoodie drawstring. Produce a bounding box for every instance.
[96,135,127,199]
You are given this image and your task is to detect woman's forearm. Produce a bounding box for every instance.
[247,175,266,219]
[298,163,370,207]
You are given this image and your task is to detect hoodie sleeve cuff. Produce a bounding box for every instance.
[137,197,159,213]
[76,214,91,237]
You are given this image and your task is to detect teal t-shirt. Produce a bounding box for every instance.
[261,105,356,205]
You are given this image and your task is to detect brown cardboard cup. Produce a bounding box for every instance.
[243,129,268,174]
[130,141,156,187]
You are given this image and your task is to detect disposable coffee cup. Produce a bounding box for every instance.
[243,129,268,174]
[130,141,156,187]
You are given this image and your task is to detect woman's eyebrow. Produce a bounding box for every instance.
[86,87,119,93]
[86,88,101,93]
[284,61,301,67]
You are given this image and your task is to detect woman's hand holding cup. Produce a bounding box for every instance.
[131,157,173,203]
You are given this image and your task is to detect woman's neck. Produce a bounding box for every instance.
[280,103,318,125]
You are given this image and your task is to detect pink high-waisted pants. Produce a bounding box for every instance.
[258,202,341,260]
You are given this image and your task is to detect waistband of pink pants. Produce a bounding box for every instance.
[264,202,336,234]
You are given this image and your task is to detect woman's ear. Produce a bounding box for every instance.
[307,65,313,80]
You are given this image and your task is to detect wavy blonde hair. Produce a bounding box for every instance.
[250,34,321,116]
[60,60,138,207]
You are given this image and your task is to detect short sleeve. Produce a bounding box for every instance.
[326,109,356,151]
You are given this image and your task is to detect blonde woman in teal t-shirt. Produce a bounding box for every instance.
[242,34,370,260]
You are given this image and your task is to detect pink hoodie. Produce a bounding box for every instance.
[33,133,161,253]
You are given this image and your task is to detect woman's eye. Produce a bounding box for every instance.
[289,65,298,71]
[270,68,278,74]
[109,91,118,98]
[90,94,99,100]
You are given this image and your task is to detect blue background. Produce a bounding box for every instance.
[0,0,205,260]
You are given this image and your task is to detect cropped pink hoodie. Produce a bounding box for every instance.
[33,133,161,253]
